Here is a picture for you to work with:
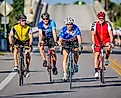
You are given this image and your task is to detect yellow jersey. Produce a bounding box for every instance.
[12,23,31,42]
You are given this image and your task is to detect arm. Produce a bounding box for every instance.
[29,28,33,45]
[77,35,82,45]
[51,20,57,42]
[109,30,113,43]
[108,22,113,43]
[58,29,64,46]
[9,28,14,45]
[75,27,82,45]
[58,38,63,46]
[52,29,57,42]
[91,22,96,44]
[38,29,43,43]
[91,31,96,44]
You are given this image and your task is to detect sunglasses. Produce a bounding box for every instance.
[43,18,49,20]
[99,18,104,20]
[21,19,26,22]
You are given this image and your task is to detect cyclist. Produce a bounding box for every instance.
[9,14,33,78]
[58,17,83,81]
[38,13,58,75]
[91,11,114,78]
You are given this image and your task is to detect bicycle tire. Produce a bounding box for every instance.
[48,49,52,82]
[69,56,73,89]
[19,51,24,86]
[100,56,104,83]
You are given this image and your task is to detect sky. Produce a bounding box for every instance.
[6,0,121,4]
[45,0,121,4]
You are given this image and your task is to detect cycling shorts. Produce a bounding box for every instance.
[94,38,110,52]
[14,39,30,49]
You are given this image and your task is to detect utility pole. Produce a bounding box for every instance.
[4,0,7,38]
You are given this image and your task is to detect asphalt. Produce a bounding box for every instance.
[0,30,121,98]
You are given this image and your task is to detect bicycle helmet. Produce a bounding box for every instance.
[16,14,27,20]
[41,13,50,19]
[97,11,105,18]
[64,17,74,25]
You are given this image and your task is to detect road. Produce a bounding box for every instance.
[0,30,121,98]
[0,4,121,98]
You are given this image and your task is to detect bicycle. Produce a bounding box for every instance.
[17,45,30,86]
[62,41,82,89]
[40,38,56,82]
[95,43,111,83]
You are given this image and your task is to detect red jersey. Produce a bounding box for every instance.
[91,21,113,44]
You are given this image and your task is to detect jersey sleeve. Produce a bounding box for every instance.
[10,27,14,34]
[28,28,32,34]
[51,20,56,30]
[91,22,96,31]
[38,22,42,30]
[75,26,81,36]
[58,29,64,39]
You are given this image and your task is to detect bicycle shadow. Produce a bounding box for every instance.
[73,76,121,89]
[24,76,105,86]
[1,90,75,98]
[0,70,13,74]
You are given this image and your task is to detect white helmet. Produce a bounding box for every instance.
[64,17,74,25]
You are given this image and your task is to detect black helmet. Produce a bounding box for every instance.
[16,14,27,20]
[41,13,50,19]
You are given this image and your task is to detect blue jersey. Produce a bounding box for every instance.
[38,20,56,38]
[58,24,81,40]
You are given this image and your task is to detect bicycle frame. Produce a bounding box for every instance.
[47,46,52,82]
[97,44,110,83]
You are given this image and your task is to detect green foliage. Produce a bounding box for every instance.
[55,3,69,5]
[74,0,86,5]
[9,0,24,27]
[114,17,121,28]
[108,1,121,28]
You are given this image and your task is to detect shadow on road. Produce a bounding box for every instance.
[73,76,121,89]
[0,70,13,74]
[23,77,105,86]
[0,58,14,60]
[16,90,75,96]
[73,83,121,89]
[0,90,75,97]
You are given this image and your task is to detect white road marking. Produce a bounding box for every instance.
[0,72,17,91]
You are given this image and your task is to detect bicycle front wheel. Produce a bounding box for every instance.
[69,59,73,89]
[100,56,104,83]
[19,56,24,86]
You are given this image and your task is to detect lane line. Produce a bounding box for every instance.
[0,72,17,91]
[109,63,121,76]
[109,58,121,69]
[84,47,121,75]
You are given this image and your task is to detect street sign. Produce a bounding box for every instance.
[0,1,13,16]
[1,17,9,24]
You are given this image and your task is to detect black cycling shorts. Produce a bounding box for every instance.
[14,39,30,47]
[42,37,55,48]
[62,40,78,53]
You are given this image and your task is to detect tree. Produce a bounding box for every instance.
[74,0,86,5]
[9,0,24,27]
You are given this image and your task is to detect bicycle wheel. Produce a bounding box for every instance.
[100,56,104,83]
[48,49,52,82]
[69,57,73,89]
[19,53,24,86]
